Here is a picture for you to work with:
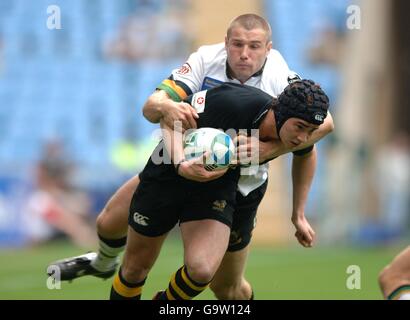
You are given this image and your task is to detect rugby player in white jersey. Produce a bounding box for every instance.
[48,14,334,300]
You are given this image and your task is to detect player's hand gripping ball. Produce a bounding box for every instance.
[183,128,235,171]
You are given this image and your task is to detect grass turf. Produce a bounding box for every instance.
[0,239,402,300]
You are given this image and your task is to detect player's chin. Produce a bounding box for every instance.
[236,70,253,80]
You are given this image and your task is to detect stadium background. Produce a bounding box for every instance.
[0,0,409,299]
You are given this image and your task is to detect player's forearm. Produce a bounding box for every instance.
[291,147,317,219]
[143,90,171,123]
[160,120,185,165]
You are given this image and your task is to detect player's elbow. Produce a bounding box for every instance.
[324,113,335,134]
[327,119,335,133]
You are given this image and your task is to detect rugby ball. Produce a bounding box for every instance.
[183,128,235,171]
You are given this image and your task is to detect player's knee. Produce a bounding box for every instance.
[96,202,126,238]
[96,208,110,235]
[120,263,149,284]
[185,261,215,284]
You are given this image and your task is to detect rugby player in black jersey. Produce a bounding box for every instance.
[109,79,331,300]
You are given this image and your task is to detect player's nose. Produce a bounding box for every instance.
[297,132,309,143]
[240,46,249,59]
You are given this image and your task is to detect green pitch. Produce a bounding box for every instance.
[0,239,402,300]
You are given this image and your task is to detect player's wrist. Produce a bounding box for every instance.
[156,91,174,117]
[175,159,188,175]
[291,211,305,222]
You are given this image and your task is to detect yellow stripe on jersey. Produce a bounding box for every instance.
[158,79,189,102]
[181,266,209,291]
[112,274,142,298]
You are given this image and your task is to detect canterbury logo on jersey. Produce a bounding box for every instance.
[191,90,207,113]
[133,212,149,226]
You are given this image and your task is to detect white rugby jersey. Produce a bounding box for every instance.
[157,42,297,196]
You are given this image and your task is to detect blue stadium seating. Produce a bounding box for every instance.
[0,0,178,175]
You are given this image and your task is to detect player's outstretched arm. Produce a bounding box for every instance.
[290,147,317,248]
[234,112,334,164]
[143,90,198,130]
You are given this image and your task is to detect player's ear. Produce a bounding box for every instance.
[225,36,229,48]
[266,40,272,53]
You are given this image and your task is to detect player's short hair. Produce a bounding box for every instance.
[227,14,272,43]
